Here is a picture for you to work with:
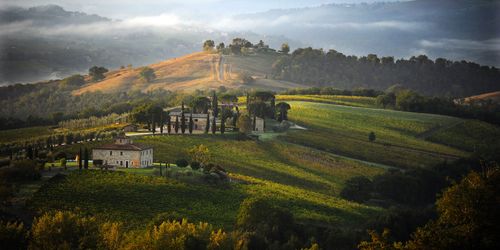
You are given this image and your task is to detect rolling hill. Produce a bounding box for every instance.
[73,52,307,95]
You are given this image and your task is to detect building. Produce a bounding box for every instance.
[92,136,153,168]
[254,117,265,132]
[122,124,138,132]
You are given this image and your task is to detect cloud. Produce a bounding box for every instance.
[299,21,425,31]
[419,38,500,52]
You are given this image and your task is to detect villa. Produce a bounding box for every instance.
[92,136,153,168]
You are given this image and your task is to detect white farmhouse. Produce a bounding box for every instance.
[92,136,153,168]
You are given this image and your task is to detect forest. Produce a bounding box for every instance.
[272,47,500,97]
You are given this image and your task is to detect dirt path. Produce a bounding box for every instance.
[218,56,225,81]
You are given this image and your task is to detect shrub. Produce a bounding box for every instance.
[175,159,189,168]
[0,160,40,183]
[190,161,201,170]
[0,183,14,205]
[340,176,373,203]
[0,221,27,250]
[30,211,99,250]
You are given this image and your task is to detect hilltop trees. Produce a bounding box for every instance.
[139,67,156,83]
[280,43,290,54]
[203,40,215,51]
[89,66,108,82]
[272,47,500,97]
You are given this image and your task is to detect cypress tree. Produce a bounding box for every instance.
[152,113,156,135]
[167,114,171,134]
[159,111,164,134]
[205,113,210,134]
[181,110,186,134]
[270,96,276,119]
[189,111,194,134]
[83,147,89,169]
[174,116,179,134]
[253,114,257,131]
[212,92,219,117]
[221,118,225,134]
[212,113,217,134]
[78,147,82,170]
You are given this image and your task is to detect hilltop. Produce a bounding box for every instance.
[73,52,307,95]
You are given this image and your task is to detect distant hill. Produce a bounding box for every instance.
[73,52,307,95]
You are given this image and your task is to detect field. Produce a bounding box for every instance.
[24,97,500,232]
[276,95,377,108]
[282,101,470,168]
[31,136,385,229]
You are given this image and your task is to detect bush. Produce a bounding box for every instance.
[0,160,40,183]
[175,159,189,168]
[30,211,99,250]
[0,221,27,250]
[190,161,201,170]
[340,176,373,203]
[0,183,14,205]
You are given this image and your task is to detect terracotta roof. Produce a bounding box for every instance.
[93,143,152,151]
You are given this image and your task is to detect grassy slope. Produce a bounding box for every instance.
[282,101,470,168]
[31,135,384,229]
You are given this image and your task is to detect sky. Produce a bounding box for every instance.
[1,0,405,19]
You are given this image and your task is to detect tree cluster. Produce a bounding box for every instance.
[272,47,500,97]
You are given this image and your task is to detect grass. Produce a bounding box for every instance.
[276,95,377,108]
[282,101,470,168]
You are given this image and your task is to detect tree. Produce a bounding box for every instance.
[78,147,82,170]
[211,114,217,134]
[139,67,156,83]
[30,211,99,250]
[205,113,210,134]
[276,102,291,121]
[174,116,179,134]
[89,66,108,82]
[216,42,225,52]
[203,40,215,51]
[180,108,186,135]
[280,43,290,54]
[166,113,171,134]
[405,168,500,250]
[188,112,193,134]
[159,111,164,134]
[175,159,189,168]
[187,144,211,166]
[369,132,376,142]
[212,92,219,117]
[340,176,373,203]
[83,148,89,169]
[237,113,252,134]
[191,97,211,113]
[60,158,67,170]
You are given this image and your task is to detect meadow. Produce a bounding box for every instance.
[282,101,472,168]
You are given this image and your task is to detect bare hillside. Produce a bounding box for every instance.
[73,52,306,95]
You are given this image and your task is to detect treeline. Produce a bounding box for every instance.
[376,89,500,125]
[272,47,500,97]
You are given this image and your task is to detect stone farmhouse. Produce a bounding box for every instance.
[92,136,153,168]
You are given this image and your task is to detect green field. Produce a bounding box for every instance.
[26,97,500,232]
[277,95,377,108]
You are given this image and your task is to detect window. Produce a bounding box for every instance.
[120,161,123,166]
[110,151,112,156]
[120,151,123,156]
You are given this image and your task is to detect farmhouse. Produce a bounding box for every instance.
[92,136,153,168]
[166,107,265,133]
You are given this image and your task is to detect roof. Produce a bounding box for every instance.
[170,112,210,118]
[93,143,152,151]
